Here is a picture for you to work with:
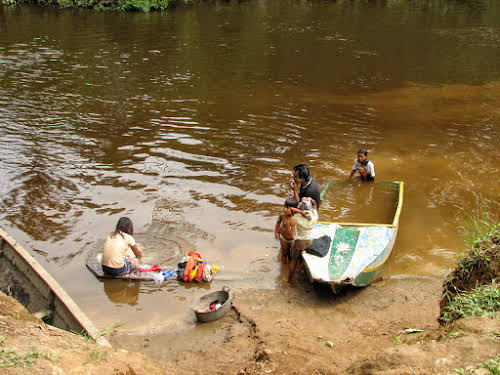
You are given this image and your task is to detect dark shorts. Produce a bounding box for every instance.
[291,240,312,260]
[357,174,374,182]
[102,258,131,276]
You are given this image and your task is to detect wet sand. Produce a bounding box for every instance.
[112,275,499,375]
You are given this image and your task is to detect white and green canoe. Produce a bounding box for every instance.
[302,181,404,289]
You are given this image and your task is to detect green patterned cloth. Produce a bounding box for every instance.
[328,227,360,280]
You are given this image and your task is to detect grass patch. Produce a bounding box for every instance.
[0,347,60,368]
[439,206,499,324]
[440,330,467,341]
[441,283,499,324]
[484,356,500,375]
[72,323,124,341]
[453,356,500,375]
[459,205,500,247]
[85,347,107,364]
[391,336,403,345]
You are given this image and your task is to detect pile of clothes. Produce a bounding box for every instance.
[197,302,222,313]
[176,251,220,282]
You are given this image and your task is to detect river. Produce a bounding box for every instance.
[0,0,499,344]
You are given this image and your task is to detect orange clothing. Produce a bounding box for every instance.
[183,252,202,282]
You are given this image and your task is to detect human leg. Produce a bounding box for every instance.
[126,256,137,270]
[358,166,368,181]
[280,239,289,264]
[288,257,297,285]
[102,259,131,276]
[288,240,310,285]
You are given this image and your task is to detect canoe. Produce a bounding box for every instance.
[0,227,110,346]
[302,181,404,289]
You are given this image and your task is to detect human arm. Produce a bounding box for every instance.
[130,244,142,263]
[290,207,311,219]
[274,215,283,240]
[348,159,359,179]
[290,180,300,202]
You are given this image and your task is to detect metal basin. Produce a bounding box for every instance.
[192,286,231,323]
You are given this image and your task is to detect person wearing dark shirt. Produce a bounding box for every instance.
[291,164,321,208]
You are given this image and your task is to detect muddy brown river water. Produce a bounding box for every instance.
[0,0,499,346]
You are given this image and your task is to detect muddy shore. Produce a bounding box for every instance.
[2,273,498,375]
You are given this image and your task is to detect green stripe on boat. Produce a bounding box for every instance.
[328,227,360,280]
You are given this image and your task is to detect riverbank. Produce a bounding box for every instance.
[2,274,498,374]
[0,0,494,13]
[0,291,162,375]
[1,223,498,374]
[0,0,187,12]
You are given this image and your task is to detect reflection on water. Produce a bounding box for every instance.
[0,1,499,336]
[103,279,140,306]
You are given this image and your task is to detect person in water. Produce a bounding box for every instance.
[291,163,321,208]
[348,148,375,182]
[288,197,318,285]
[102,217,143,276]
[274,198,298,264]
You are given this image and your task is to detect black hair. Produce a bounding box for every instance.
[285,198,298,208]
[113,217,134,238]
[357,148,368,156]
[293,164,310,180]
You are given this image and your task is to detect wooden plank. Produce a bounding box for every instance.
[0,227,110,347]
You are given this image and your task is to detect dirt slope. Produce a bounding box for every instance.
[0,291,162,375]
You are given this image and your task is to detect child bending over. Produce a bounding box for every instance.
[288,197,318,285]
[348,148,375,182]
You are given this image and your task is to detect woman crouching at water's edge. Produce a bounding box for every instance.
[101,217,142,276]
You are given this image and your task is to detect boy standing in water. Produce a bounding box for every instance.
[348,148,375,182]
[275,198,298,264]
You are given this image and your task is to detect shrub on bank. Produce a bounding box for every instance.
[439,213,499,324]
[0,0,191,11]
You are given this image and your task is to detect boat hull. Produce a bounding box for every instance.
[0,227,110,346]
[302,181,403,289]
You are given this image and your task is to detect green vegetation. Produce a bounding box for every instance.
[459,205,500,246]
[72,322,124,341]
[391,336,403,345]
[0,0,492,12]
[0,0,190,11]
[441,283,499,324]
[439,207,499,324]
[453,356,500,375]
[439,330,467,341]
[0,347,60,368]
[85,346,107,364]
[483,356,500,375]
